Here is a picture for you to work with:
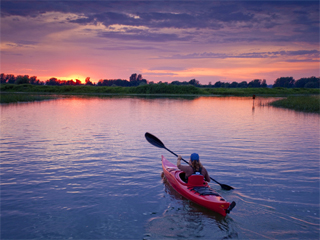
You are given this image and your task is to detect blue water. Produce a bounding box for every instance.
[1,96,319,239]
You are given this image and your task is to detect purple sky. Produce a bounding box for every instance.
[1,1,319,84]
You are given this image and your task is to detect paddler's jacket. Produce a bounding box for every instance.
[177,164,210,182]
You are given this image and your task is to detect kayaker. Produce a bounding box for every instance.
[177,153,210,182]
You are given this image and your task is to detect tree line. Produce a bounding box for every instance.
[0,74,44,85]
[272,76,319,88]
[1,73,319,88]
[97,73,147,86]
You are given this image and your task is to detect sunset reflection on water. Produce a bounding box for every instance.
[1,96,319,239]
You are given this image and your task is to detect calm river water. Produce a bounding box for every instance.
[1,96,319,239]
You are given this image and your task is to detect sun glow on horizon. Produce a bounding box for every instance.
[46,74,87,83]
[66,75,86,82]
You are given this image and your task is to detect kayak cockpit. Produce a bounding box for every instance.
[178,171,222,197]
[179,172,187,183]
[188,186,221,197]
[178,172,206,187]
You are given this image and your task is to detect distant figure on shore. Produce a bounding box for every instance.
[252,94,256,110]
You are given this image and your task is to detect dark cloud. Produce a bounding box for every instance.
[286,59,319,63]
[165,50,320,60]
[1,1,66,17]
[207,4,255,23]
[98,30,191,42]
[149,66,186,71]
[285,50,319,56]
[70,11,133,26]
[1,1,319,43]
[144,72,178,76]
[16,40,39,45]
[71,10,223,30]
[96,46,159,51]
[292,9,319,26]
[5,41,36,49]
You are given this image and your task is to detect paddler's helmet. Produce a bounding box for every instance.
[190,153,199,162]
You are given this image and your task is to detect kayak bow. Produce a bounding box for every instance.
[161,155,235,216]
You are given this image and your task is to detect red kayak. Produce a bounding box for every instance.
[161,155,235,216]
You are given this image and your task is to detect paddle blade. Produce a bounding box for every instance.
[220,184,234,190]
[211,177,234,190]
[226,201,236,214]
[145,132,166,149]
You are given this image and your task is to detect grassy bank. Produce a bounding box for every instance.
[202,87,319,96]
[269,95,320,113]
[0,93,57,104]
[1,85,319,113]
[1,83,319,96]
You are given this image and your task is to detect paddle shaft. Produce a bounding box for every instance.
[164,147,189,165]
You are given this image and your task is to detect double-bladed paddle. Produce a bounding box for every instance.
[145,132,234,190]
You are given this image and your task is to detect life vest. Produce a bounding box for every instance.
[193,167,202,175]
[188,167,204,186]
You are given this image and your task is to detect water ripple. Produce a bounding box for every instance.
[1,96,319,239]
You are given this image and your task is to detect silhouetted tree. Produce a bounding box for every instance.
[15,75,30,84]
[222,82,230,88]
[29,76,37,84]
[46,78,59,85]
[29,76,42,85]
[230,82,238,88]
[130,73,137,82]
[188,79,200,86]
[1,73,7,83]
[97,79,131,86]
[85,77,94,86]
[7,75,15,84]
[139,79,147,85]
[171,81,181,85]
[214,81,222,88]
[273,77,295,88]
[129,73,147,86]
[238,81,248,88]
[295,77,319,88]
[248,79,261,88]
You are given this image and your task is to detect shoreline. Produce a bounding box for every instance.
[1,86,319,113]
[1,90,318,98]
[1,83,319,96]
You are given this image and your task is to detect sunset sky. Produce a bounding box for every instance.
[1,1,319,85]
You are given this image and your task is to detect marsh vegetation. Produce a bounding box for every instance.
[0,93,56,104]
[1,83,319,96]
[269,95,320,113]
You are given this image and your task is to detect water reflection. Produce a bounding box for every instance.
[144,173,238,239]
[1,96,319,239]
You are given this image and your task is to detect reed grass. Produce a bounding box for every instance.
[201,87,319,96]
[0,93,56,104]
[269,95,320,113]
[1,83,319,96]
